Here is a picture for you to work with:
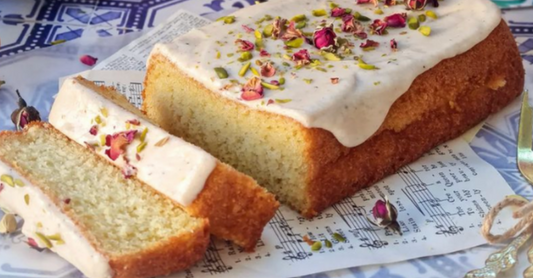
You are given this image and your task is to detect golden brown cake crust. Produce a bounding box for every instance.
[0,122,210,278]
[143,21,524,218]
[71,77,279,251]
[302,20,524,216]
[189,162,279,251]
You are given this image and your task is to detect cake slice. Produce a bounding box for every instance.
[142,0,524,216]
[49,76,279,250]
[0,123,209,278]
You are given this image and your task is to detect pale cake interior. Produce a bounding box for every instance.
[0,125,202,256]
[144,59,310,212]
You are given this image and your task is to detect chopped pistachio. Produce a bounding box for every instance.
[47,233,63,241]
[312,9,327,17]
[100,107,108,118]
[251,67,260,77]
[263,24,274,37]
[374,8,384,15]
[24,194,30,205]
[50,39,67,45]
[254,30,262,39]
[358,59,377,70]
[216,16,236,24]
[262,82,280,90]
[216,51,221,59]
[0,174,14,187]
[275,98,291,103]
[332,232,346,242]
[36,232,53,248]
[311,241,322,251]
[14,179,24,187]
[239,62,252,77]
[214,67,229,79]
[285,38,304,48]
[283,54,292,61]
[282,62,291,67]
[374,81,381,85]
[227,53,235,58]
[303,79,313,84]
[125,122,131,130]
[94,115,102,124]
[354,12,371,22]
[279,77,286,85]
[325,239,333,248]
[255,39,265,50]
[296,21,307,29]
[408,17,420,30]
[426,10,438,19]
[238,51,253,62]
[323,52,342,61]
[419,26,431,36]
[137,142,147,153]
[329,2,339,8]
[418,14,426,22]
[291,14,307,22]
[140,127,148,142]
[99,134,106,146]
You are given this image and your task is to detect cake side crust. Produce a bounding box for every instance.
[62,77,278,251]
[303,20,525,216]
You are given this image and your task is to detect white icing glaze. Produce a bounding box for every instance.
[49,78,217,206]
[150,0,501,147]
[0,160,113,278]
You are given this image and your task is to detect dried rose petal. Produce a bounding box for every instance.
[385,0,397,5]
[384,13,407,28]
[405,0,427,10]
[357,0,378,5]
[292,49,311,66]
[360,39,380,49]
[313,26,337,51]
[136,153,141,161]
[261,62,276,77]
[89,125,98,136]
[242,25,255,33]
[0,183,4,193]
[331,7,347,17]
[355,32,368,39]
[390,39,398,51]
[27,237,39,248]
[267,99,275,105]
[241,77,264,101]
[80,55,98,66]
[281,21,304,41]
[260,49,271,57]
[64,198,71,204]
[127,119,141,126]
[104,130,137,161]
[341,15,364,34]
[331,78,339,84]
[369,19,388,35]
[235,39,254,52]
[270,80,280,86]
[272,18,288,39]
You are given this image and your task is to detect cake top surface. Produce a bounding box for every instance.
[49,77,217,206]
[152,0,501,147]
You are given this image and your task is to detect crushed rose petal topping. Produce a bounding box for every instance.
[89,125,98,136]
[360,39,380,49]
[242,25,255,33]
[241,76,264,101]
[104,130,137,161]
[126,119,141,126]
[271,18,288,39]
[259,49,271,57]
[235,39,255,51]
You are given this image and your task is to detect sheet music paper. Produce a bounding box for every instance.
[72,70,517,278]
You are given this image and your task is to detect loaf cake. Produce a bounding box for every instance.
[0,123,209,278]
[49,76,278,250]
[142,0,524,217]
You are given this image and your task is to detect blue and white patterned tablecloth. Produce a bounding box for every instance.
[0,1,533,278]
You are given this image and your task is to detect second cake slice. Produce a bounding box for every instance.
[49,76,279,250]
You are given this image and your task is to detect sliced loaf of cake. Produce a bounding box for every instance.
[0,123,209,278]
[49,76,279,250]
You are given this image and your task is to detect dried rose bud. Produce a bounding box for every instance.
[390,39,398,51]
[341,15,364,35]
[405,0,427,10]
[235,39,255,52]
[313,25,337,51]
[384,13,407,28]
[80,55,98,66]
[242,25,255,33]
[369,19,388,36]
[385,0,397,5]
[260,62,276,77]
[281,21,304,41]
[241,77,264,101]
[331,7,347,17]
[367,197,402,235]
[292,49,311,66]
[10,90,41,131]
